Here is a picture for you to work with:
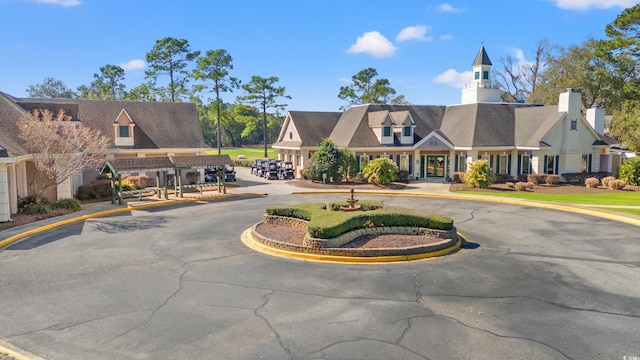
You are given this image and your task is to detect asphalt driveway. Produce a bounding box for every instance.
[0,194,638,360]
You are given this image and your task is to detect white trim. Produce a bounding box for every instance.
[413,130,454,149]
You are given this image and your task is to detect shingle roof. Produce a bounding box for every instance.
[0,92,30,157]
[14,98,208,150]
[273,111,341,147]
[472,46,492,66]
[514,105,563,147]
[103,154,232,173]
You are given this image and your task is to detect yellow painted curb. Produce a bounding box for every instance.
[0,193,266,249]
[241,228,461,264]
[292,191,640,227]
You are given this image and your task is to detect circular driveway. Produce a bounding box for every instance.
[0,194,639,360]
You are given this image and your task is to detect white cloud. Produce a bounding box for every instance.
[348,31,398,58]
[396,25,432,42]
[440,34,454,41]
[36,0,82,7]
[551,0,640,10]
[438,3,466,12]
[119,59,146,71]
[433,69,472,88]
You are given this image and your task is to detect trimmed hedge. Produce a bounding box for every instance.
[265,203,454,239]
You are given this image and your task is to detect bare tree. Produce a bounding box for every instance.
[18,109,110,200]
[495,40,549,103]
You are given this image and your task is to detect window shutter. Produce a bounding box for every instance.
[508,154,512,174]
[588,154,593,172]
[357,156,360,170]
[543,155,548,174]
[529,154,533,174]
[555,155,559,174]
[517,155,522,174]
[455,155,459,172]
[489,155,494,170]
[396,155,400,166]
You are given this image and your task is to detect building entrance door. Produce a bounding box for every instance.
[426,155,445,177]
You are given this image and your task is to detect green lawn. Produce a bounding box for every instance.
[205,147,277,160]
[456,190,640,206]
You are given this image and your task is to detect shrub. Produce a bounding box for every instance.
[75,180,112,201]
[353,172,365,183]
[514,182,528,191]
[126,175,150,189]
[313,138,343,182]
[601,176,616,187]
[363,157,399,185]
[234,159,254,167]
[617,157,640,186]
[396,170,410,183]
[453,172,465,183]
[525,182,535,189]
[302,157,320,181]
[527,174,547,185]
[186,171,200,185]
[609,179,627,190]
[339,148,358,182]
[545,174,560,185]
[494,173,513,184]
[327,200,384,211]
[585,178,600,188]
[465,160,496,189]
[51,198,82,212]
[562,171,610,184]
[506,182,515,188]
[18,195,50,214]
[114,179,135,191]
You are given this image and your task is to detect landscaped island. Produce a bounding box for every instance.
[249,200,461,260]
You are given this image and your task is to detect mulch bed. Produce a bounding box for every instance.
[449,182,640,194]
[286,179,409,190]
[254,222,443,249]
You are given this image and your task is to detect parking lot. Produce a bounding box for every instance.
[0,191,638,359]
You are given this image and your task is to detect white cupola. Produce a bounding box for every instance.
[461,46,502,104]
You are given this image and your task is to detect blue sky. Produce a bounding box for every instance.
[1,0,639,112]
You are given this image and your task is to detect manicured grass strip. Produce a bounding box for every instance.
[205,147,277,160]
[266,202,453,239]
[599,208,640,217]
[456,191,640,206]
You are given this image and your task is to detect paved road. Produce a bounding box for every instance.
[0,193,639,360]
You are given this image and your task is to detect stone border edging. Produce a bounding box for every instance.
[252,215,459,258]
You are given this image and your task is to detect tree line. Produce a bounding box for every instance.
[26,5,640,153]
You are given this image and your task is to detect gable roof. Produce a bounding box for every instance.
[0,92,30,157]
[13,98,208,150]
[514,106,564,147]
[273,111,341,148]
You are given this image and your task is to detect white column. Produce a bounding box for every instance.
[0,166,10,222]
[414,149,421,179]
[510,150,519,179]
[466,150,478,168]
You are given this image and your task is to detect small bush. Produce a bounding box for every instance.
[609,179,627,190]
[465,160,496,189]
[453,172,466,183]
[126,175,150,189]
[585,178,600,188]
[525,182,535,189]
[51,198,82,212]
[234,159,254,167]
[506,182,515,188]
[363,157,398,185]
[18,195,50,214]
[75,180,112,201]
[601,176,616,188]
[545,174,560,185]
[395,170,410,183]
[515,182,528,191]
[114,179,135,191]
[527,174,547,185]
[494,173,513,184]
[353,172,365,183]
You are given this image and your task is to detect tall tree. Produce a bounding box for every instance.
[238,76,290,157]
[337,68,405,110]
[79,64,127,100]
[26,77,77,98]
[145,37,200,102]
[610,100,640,151]
[18,109,110,200]
[191,49,240,154]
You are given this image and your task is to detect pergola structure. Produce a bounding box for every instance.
[101,154,232,205]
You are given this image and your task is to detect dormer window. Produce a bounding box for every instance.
[383,126,391,137]
[403,126,411,137]
[113,108,135,147]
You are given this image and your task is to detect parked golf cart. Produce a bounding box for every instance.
[266,160,279,180]
[225,165,237,182]
[281,162,295,179]
[204,168,217,183]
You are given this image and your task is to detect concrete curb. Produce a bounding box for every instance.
[241,228,462,264]
[0,193,265,250]
[0,339,46,360]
